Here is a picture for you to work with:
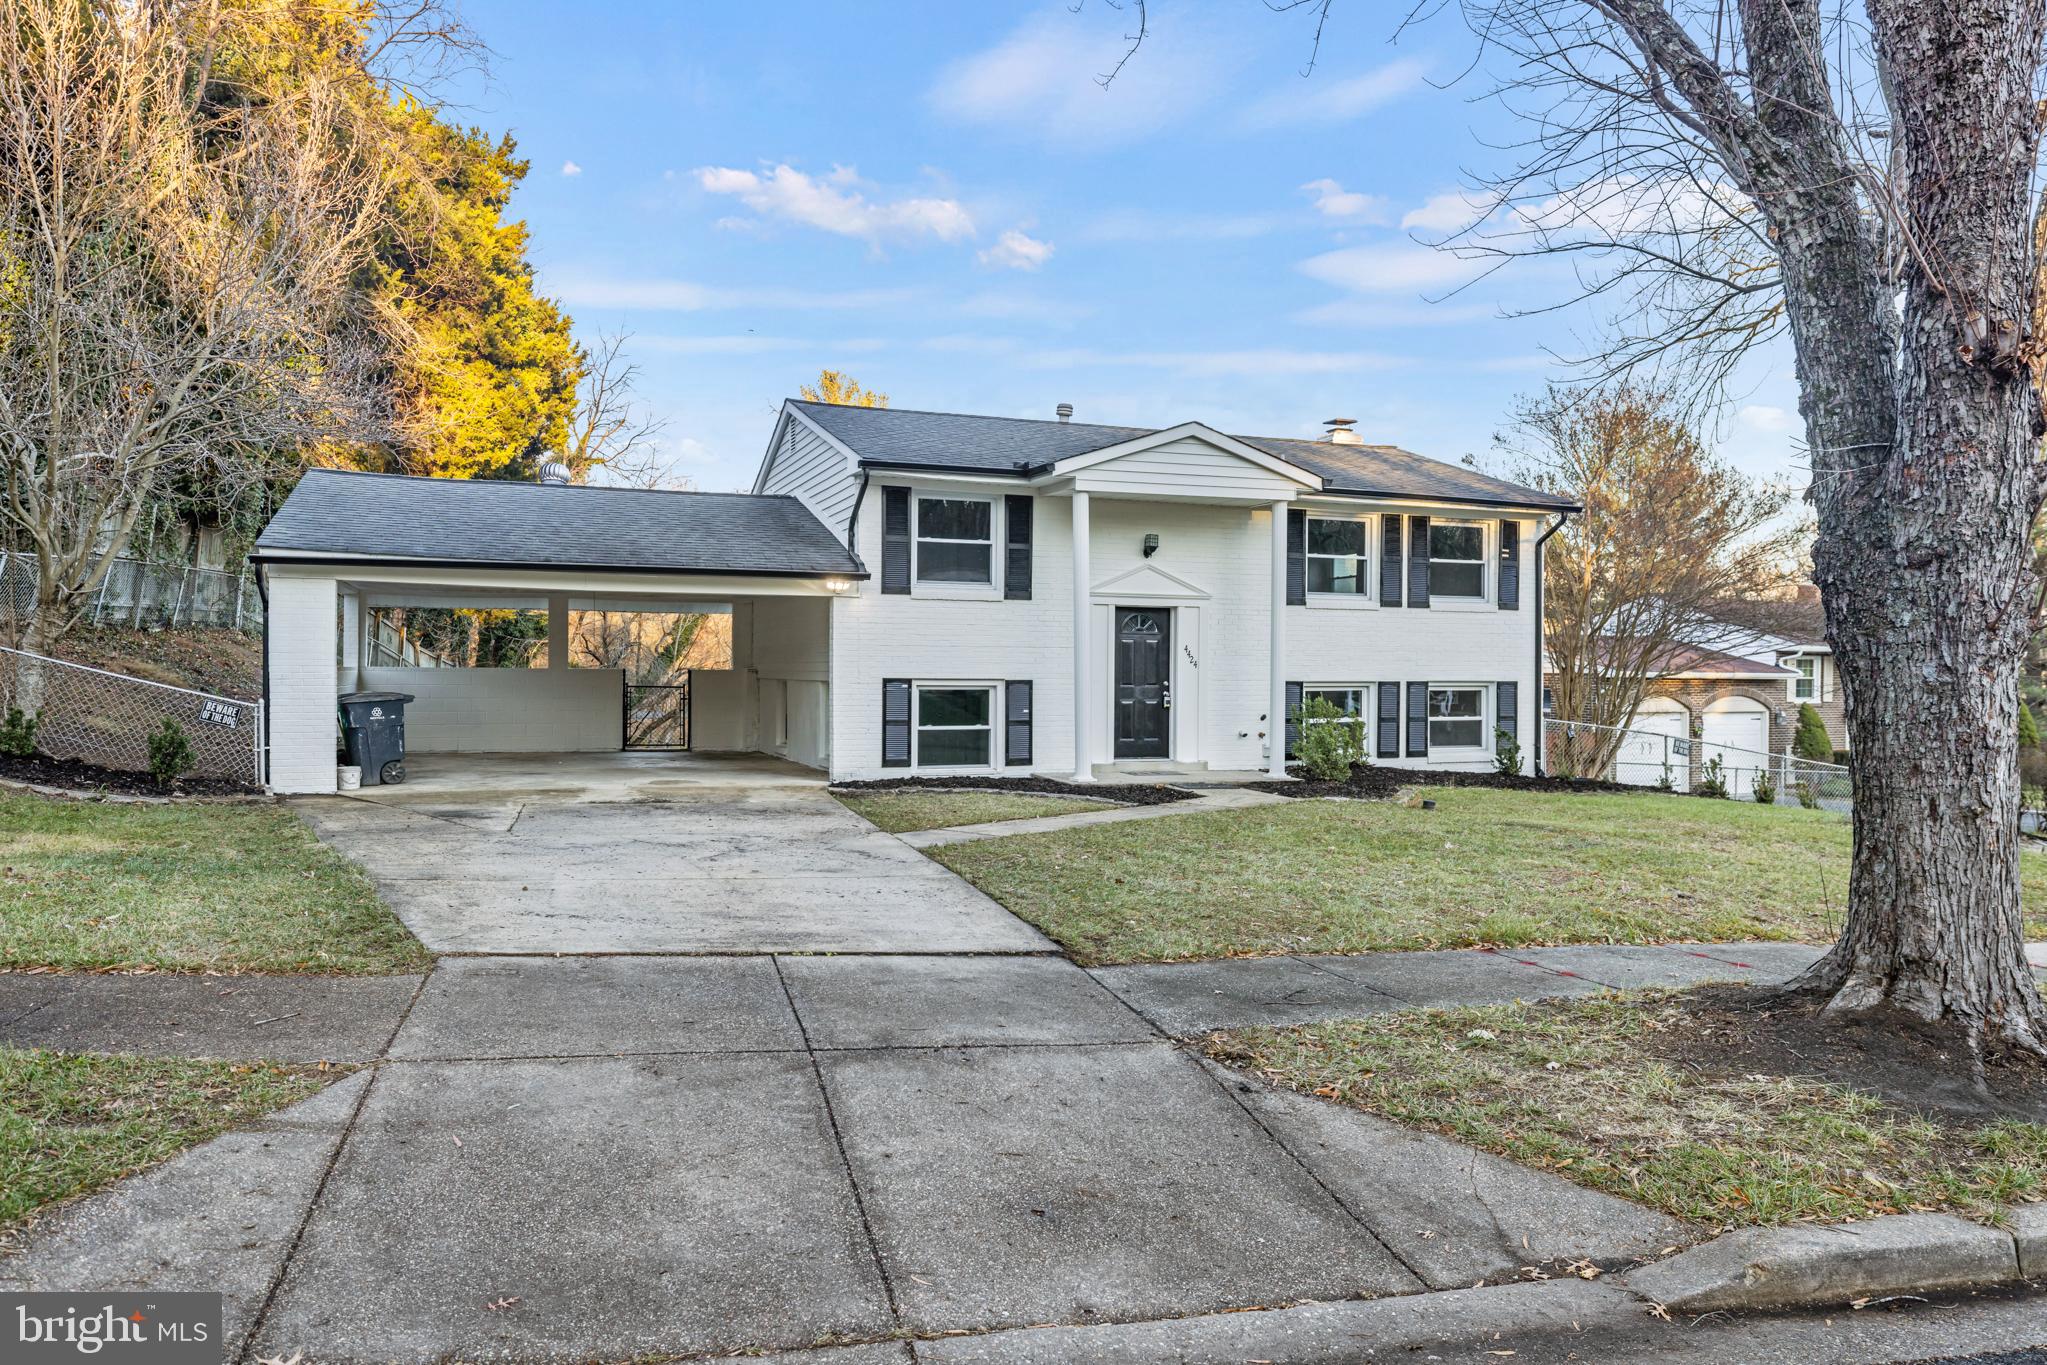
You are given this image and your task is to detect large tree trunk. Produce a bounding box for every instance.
[1783,0,2047,1048]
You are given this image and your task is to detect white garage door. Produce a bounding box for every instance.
[1616,708,1690,790]
[1702,704,1770,799]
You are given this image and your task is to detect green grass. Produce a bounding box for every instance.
[833,789,1119,834]
[0,793,431,973]
[0,1047,340,1230]
[1209,995,2047,1228]
[928,786,2047,965]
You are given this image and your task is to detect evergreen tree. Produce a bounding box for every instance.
[2020,702,2039,751]
[1794,703,1834,763]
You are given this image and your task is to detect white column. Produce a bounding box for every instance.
[267,573,340,794]
[546,592,571,669]
[338,591,362,693]
[1268,500,1289,778]
[1071,490,1093,783]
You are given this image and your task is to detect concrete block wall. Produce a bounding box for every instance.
[358,665,623,752]
[266,574,340,794]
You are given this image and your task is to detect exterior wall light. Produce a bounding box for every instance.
[823,578,851,594]
[1142,533,1160,558]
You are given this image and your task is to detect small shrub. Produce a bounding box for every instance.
[1494,726,1524,776]
[2022,702,2041,751]
[1290,696,1366,782]
[1794,703,1834,762]
[0,706,38,758]
[1795,779,1821,810]
[1752,771,1777,804]
[146,718,195,788]
[1697,754,1729,799]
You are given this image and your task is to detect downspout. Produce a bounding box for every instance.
[1531,511,1570,777]
[256,564,272,789]
[845,469,870,553]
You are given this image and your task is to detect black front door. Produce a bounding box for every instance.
[1114,607,1171,759]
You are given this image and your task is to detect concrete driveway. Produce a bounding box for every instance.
[293,752,1050,954]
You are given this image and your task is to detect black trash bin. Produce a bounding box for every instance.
[338,691,414,786]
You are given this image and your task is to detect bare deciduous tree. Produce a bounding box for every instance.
[1506,385,1797,765]
[562,333,672,487]
[0,0,390,652]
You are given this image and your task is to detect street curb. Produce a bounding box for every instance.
[1621,1211,2027,1314]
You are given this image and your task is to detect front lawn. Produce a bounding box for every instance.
[0,792,431,973]
[1208,994,2047,1228]
[0,1047,339,1231]
[927,786,2047,965]
[834,789,1118,834]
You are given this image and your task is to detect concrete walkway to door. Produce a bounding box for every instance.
[295,751,1050,954]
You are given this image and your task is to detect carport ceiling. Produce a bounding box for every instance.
[255,469,866,579]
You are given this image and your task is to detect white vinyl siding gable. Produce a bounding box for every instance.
[757,415,858,547]
[1067,437,1306,501]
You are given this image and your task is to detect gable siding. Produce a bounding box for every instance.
[1070,438,1304,501]
[759,418,859,547]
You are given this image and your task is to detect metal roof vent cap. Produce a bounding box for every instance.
[1323,418,1363,445]
[537,459,573,486]
[1055,403,1074,423]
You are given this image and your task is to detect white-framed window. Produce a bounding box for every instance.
[1428,685,1490,751]
[1304,684,1371,738]
[1428,521,1487,600]
[915,495,994,585]
[1542,685,1557,716]
[1791,656,1817,701]
[914,684,995,768]
[1306,516,1372,598]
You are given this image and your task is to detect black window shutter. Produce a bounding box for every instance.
[1286,510,1307,606]
[1284,680,1304,758]
[1407,515,1431,608]
[1005,680,1033,765]
[881,487,911,595]
[1497,681,1519,756]
[1497,519,1521,610]
[1406,681,1429,757]
[1004,496,1034,600]
[882,679,911,767]
[1380,516,1403,607]
[1376,681,1400,758]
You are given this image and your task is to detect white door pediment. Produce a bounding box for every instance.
[1091,561,1211,600]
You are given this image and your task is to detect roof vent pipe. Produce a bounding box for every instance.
[1055,403,1074,423]
[537,459,572,485]
[1322,417,1363,446]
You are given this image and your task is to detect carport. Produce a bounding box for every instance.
[251,470,864,795]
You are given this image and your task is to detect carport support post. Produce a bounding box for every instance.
[1071,490,1092,783]
[1268,500,1288,779]
[547,593,570,670]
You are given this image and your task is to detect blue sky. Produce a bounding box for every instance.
[451,1,1803,494]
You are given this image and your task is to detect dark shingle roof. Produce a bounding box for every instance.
[255,469,865,577]
[793,401,1575,511]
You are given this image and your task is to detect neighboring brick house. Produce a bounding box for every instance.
[1544,642,1799,795]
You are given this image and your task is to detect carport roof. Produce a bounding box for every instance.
[254,469,866,578]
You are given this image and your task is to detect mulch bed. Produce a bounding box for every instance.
[0,751,260,799]
[829,774,1196,806]
[1251,763,1641,800]
[1653,984,2047,1125]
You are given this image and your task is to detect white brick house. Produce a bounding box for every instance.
[253,401,1575,793]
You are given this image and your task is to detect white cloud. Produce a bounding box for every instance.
[1298,244,1479,296]
[979,228,1055,271]
[694,163,974,243]
[560,160,583,178]
[546,271,914,313]
[1293,298,1500,328]
[1402,189,1493,234]
[1301,179,1390,223]
[929,12,1216,148]
[1739,404,1798,434]
[955,291,1093,324]
[1241,58,1428,129]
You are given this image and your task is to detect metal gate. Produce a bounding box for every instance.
[623,678,690,750]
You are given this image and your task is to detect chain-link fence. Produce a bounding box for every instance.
[0,550,262,635]
[0,646,261,783]
[1543,717,1851,812]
